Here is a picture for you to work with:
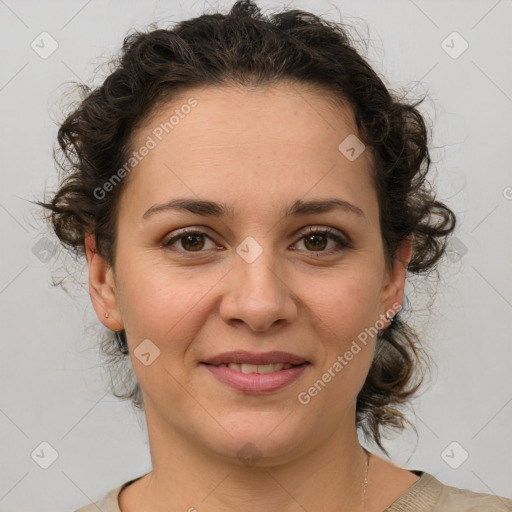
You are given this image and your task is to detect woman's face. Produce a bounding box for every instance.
[88,82,409,464]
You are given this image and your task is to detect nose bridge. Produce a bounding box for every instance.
[236,235,284,302]
[220,235,297,330]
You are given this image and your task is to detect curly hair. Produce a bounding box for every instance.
[35,0,456,454]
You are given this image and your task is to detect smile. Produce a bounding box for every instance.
[215,362,294,373]
[201,360,310,394]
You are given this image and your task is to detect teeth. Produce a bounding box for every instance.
[224,363,293,373]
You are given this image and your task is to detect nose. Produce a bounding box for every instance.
[219,249,298,333]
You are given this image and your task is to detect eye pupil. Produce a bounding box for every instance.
[304,233,327,251]
[182,234,204,251]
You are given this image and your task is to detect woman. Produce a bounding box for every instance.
[37,1,511,510]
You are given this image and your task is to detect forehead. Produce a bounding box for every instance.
[122,82,378,224]
[137,81,359,150]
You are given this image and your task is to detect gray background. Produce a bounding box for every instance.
[0,0,511,510]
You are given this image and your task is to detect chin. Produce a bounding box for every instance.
[199,412,312,467]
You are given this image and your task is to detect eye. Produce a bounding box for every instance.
[163,226,351,256]
[163,229,217,253]
[292,226,351,254]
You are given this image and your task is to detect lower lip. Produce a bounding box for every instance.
[202,363,309,394]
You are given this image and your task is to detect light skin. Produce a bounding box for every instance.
[86,82,418,511]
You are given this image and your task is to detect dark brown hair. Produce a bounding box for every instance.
[35,0,456,454]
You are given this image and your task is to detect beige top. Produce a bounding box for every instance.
[74,471,512,511]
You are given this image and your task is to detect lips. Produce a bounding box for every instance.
[203,363,308,393]
[202,350,308,366]
[201,351,310,394]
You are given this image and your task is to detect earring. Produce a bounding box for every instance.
[115,330,129,355]
[386,311,395,326]
[104,312,109,318]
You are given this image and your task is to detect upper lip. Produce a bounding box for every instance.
[202,351,308,366]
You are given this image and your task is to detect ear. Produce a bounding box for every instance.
[85,233,124,331]
[379,234,414,320]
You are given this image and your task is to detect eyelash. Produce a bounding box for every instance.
[163,226,352,256]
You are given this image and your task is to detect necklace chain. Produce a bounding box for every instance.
[361,448,370,511]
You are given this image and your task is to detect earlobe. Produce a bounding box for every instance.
[85,233,124,331]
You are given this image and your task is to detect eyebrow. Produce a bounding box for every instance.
[142,197,365,221]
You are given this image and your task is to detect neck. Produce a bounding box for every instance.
[133,402,371,512]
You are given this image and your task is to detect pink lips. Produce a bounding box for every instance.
[203,364,308,394]
[201,351,310,394]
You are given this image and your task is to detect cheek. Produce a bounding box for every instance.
[302,268,380,390]
[303,279,378,403]
[308,267,382,334]
[115,255,218,348]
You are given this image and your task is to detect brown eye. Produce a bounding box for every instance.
[164,230,215,252]
[180,233,205,251]
[163,227,351,256]
[303,232,329,251]
[294,227,350,254]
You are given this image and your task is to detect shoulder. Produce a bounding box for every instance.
[73,484,123,512]
[386,472,512,512]
[434,475,512,512]
[73,473,148,512]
